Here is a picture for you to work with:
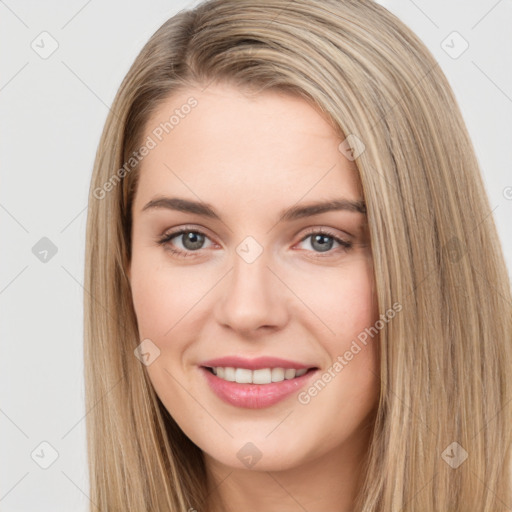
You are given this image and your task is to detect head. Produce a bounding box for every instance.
[84,0,512,510]
[127,80,380,480]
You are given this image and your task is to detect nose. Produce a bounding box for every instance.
[214,249,289,336]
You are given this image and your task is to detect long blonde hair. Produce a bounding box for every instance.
[84,0,512,509]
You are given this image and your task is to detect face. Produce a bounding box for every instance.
[128,82,380,473]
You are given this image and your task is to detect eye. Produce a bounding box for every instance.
[156,226,353,259]
[296,228,352,256]
[156,227,214,258]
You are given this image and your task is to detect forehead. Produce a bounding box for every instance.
[134,83,362,211]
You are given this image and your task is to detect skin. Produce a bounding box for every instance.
[128,82,380,512]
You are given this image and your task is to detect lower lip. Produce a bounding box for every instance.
[199,367,318,409]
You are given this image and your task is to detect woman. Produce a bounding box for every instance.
[84,0,512,510]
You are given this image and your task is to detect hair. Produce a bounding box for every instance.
[84,0,512,510]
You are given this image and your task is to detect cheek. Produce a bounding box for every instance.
[337,266,376,336]
[130,274,172,338]
[297,257,379,393]
[129,249,202,339]
[296,256,377,340]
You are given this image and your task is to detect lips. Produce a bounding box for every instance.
[198,356,319,409]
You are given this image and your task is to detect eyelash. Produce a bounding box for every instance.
[156,226,353,259]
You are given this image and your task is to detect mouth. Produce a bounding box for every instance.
[198,359,319,409]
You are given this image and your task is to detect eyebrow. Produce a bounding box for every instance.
[141,196,366,222]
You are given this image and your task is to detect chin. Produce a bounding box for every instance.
[201,435,315,473]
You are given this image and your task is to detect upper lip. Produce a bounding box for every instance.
[200,356,317,370]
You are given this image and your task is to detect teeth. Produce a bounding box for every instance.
[209,366,310,384]
[235,368,252,383]
[284,368,296,380]
[271,367,284,382]
[252,368,271,384]
[224,367,236,381]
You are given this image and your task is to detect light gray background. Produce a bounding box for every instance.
[1,1,511,510]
